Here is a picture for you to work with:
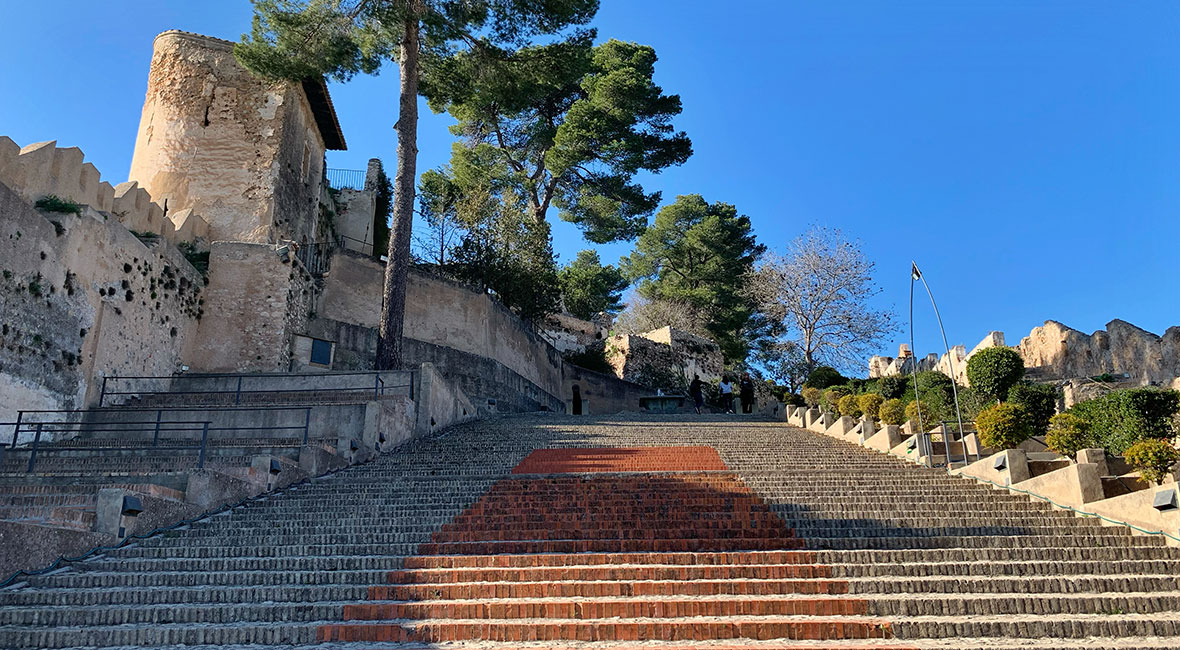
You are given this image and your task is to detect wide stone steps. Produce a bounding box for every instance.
[3,414,1179,649]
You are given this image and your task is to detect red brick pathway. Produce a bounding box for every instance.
[318,447,909,647]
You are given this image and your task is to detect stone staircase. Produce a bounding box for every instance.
[2,414,1179,648]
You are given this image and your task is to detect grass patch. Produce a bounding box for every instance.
[34,195,82,216]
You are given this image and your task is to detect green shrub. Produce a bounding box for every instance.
[976,402,1034,450]
[34,194,82,216]
[822,388,848,413]
[966,347,1026,401]
[1007,382,1059,436]
[953,386,994,422]
[178,241,210,276]
[878,375,908,400]
[837,394,862,418]
[804,366,846,390]
[1124,439,1180,485]
[783,392,805,407]
[905,399,935,432]
[857,393,884,419]
[801,386,822,408]
[1045,413,1093,459]
[879,398,906,425]
[1068,388,1180,454]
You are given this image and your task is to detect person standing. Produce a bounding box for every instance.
[739,373,755,414]
[689,375,704,414]
[571,384,583,415]
[719,376,735,414]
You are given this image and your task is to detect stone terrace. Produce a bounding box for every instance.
[2,414,1180,648]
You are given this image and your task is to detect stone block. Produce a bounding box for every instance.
[1077,448,1109,476]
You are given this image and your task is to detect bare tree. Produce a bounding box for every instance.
[612,293,712,338]
[752,227,896,373]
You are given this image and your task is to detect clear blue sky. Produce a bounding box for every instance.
[2,1,1177,373]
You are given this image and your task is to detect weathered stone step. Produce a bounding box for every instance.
[315,615,897,643]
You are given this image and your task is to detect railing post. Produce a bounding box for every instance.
[152,410,163,447]
[235,376,243,406]
[11,411,23,450]
[197,422,209,469]
[374,373,380,400]
[303,408,311,445]
[26,423,43,473]
[99,376,108,407]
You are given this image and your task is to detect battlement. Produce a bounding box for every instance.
[0,136,209,245]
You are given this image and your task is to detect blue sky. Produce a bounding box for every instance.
[2,1,1177,373]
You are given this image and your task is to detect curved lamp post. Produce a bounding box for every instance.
[909,261,966,465]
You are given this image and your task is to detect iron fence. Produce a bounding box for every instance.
[325,168,366,190]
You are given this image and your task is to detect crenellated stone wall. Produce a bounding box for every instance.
[0,137,209,246]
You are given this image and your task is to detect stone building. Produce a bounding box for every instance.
[128,30,345,246]
[0,29,657,430]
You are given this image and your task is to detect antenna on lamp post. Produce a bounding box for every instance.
[909,261,966,464]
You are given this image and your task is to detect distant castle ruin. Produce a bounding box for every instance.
[869,319,1180,405]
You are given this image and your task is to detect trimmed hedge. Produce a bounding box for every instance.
[905,399,935,432]
[837,394,862,418]
[976,402,1034,450]
[857,393,884,419]
[1007,382,1059,436]
[966,347,1026,401]
[1068,388,1180,455]
[879,398,906,426]
[801,387,822,408]
[804,366,846,390]
[1124,439,1180,485]
[1045,413,1092,459]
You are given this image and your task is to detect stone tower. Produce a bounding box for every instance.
[127,30,346,245]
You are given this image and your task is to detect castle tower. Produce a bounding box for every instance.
[128,30,346,245]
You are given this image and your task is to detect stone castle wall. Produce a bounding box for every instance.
[0,178,203,435]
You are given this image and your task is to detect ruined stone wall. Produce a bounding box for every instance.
[127,31,329,245]
[867,320,1180,389]
[0,180,202,436]
[541,312,605,355]
[1018,320,1180,384]
[187,241,317,373]
[640,327,724,383]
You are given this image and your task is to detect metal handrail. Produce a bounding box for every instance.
[8,406,315,450]
[99,372,414,407]
[2,420,214,472]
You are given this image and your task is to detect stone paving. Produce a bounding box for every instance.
[2,414,1180,648]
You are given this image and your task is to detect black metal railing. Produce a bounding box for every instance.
[3,406,317,474]
[325,168,366,190]
[296,241,335,277]
[99,371,414,408]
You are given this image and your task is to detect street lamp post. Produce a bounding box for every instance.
[909,261,967,466]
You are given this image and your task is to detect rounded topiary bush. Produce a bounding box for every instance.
[976,402,1034,450]
[966,347,1026,401]
[1124,439,1180,485]
[879,398,906,425]
[1045,412,1092,459]
[801,386,822,408]
[837,394,862,418]
[858,393,885,419]
[905,399,937,432]
[822,388,848,413]
[804,366,846,390]
[783,392,805,407]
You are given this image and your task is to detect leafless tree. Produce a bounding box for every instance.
[751,227,896,373]
[612,292,712,338]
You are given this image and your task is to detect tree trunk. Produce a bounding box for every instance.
[375,3,421,370]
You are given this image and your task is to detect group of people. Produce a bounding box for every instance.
[689,373,756,415]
